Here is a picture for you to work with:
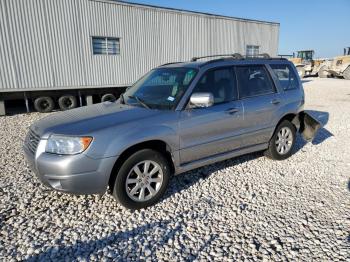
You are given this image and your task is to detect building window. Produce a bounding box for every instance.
[92,37,120,55]
[246,45,259,57]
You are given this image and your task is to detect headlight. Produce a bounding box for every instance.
[46,135,92,155]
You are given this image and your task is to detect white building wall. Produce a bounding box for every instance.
[0,0,280,91]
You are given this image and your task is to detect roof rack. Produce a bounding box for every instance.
[255,53,270,59]
[278,54,293,58]
[191,53,243,62]
[197,53,288,67]
[159,61,183,66]
[191,52,289,61]
[159,53,287,68]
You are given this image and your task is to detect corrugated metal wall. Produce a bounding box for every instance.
[0,0,279,91]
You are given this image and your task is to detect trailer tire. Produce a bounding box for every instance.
[296,66,305,78]
[343,66,350,80]
[58,95,77,111]
[34,97,54,113]
[101,93,116,102]
[318,66,328,78]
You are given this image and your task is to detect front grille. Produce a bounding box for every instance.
[25,129,41,154]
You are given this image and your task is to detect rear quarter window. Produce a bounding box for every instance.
[270,64,299,91]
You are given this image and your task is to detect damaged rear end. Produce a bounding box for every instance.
[293,111,322,142]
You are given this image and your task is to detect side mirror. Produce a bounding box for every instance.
[189,92,214,108]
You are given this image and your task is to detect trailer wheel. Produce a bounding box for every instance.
[58,95,77,111]
[34,97,54,113]
[101,93,116,102]
[318,66,328,78]
[343,66,350,80]
[296,66,305,78]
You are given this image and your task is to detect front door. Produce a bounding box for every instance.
[178,67,244,164]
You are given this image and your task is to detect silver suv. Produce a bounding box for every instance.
[24,55,320,209]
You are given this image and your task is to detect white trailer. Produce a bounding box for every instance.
[0,0,279,115]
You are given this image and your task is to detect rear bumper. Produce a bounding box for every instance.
[23,142,117,195]
[298,111,322,142]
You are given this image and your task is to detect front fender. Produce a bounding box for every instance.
[102,125,178,158]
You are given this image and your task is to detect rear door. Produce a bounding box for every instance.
[235,65,281,147]
[178,66,244,164]
[269,63,304,110]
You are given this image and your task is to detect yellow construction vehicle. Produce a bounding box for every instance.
[322,47,350,80]
[288,50,325,78]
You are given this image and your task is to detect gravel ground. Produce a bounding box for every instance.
[0,78,349,261]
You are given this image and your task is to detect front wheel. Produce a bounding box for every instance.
[112,149,170,209]
[265,120,296,160]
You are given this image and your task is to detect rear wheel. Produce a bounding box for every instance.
[318,66,328,78]
[34,97,54,113]
[296,67,306,78]
[265,120,296,160]
[343,66,350,80]
[112,149,170,209]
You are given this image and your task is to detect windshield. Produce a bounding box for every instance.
[123,67,198,110]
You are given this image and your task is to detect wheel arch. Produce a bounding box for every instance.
[272,111,321,142]
[108,139,175,190]
[271,113,299,139]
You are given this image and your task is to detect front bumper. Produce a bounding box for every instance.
[23,140,117,195]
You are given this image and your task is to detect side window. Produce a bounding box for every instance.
[236,65,275,98]
[270,64,299,91]
[192,67,237,104]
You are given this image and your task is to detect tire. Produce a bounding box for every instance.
[343,66,350,80]
[265,120,296,161]
[318,66,328,78]
[101,93,116,102]
[58,95,77,111]
[34,97,54,113]
[112,149,170,209]
[296,67,306,78]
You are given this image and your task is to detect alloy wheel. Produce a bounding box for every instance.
[125,160,163,202]
[275,127,293,155]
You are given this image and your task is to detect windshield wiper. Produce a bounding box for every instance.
[128,95,150,109]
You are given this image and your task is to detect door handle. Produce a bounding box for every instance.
[225,108,239,114]
[271,99,281,105]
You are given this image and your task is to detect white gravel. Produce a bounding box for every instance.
[0,78,349,261]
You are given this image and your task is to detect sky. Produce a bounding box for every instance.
[124,0,350,58]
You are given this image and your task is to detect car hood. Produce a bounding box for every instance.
[30,102,159,138]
